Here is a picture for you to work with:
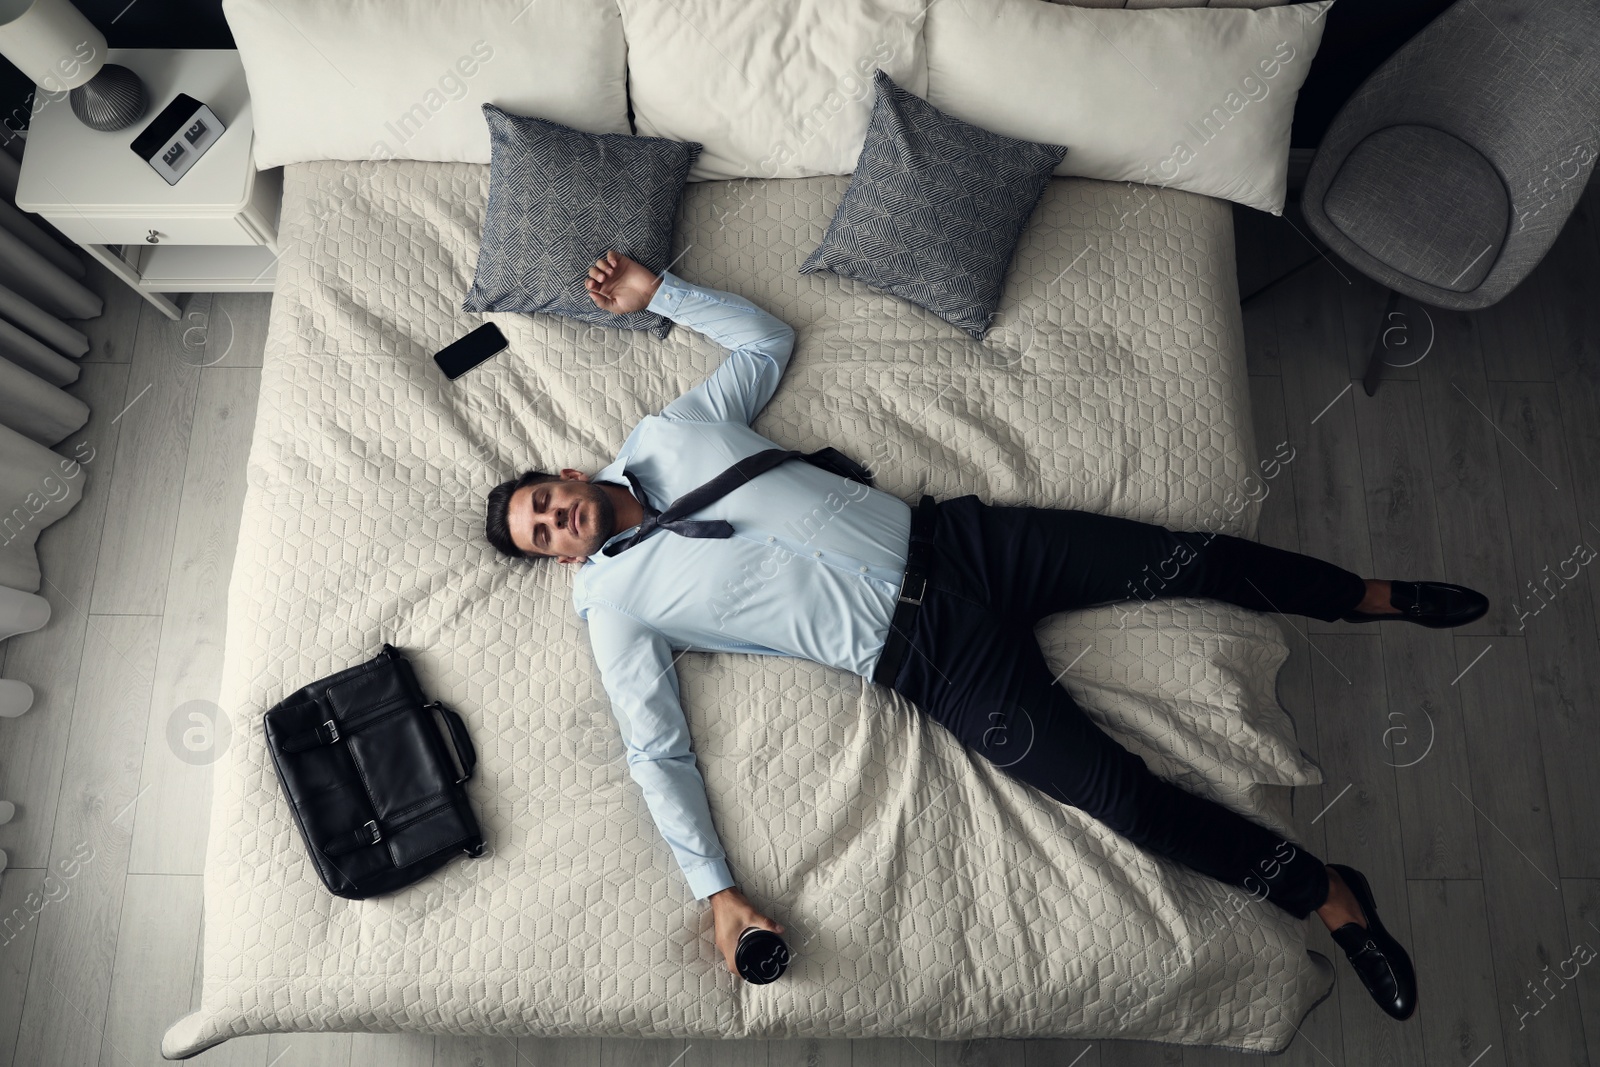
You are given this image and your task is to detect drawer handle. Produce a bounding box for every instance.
[146,230,161,244]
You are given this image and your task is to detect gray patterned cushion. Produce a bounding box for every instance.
[463,104,701,337]
[1324,125,1509,293]
[799,70,1067,339]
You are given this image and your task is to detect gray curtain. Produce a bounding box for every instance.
[0,145,101,595]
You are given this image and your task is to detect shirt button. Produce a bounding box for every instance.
[813,550,823,558]
[767,536,775,543]
[859,566,868,574]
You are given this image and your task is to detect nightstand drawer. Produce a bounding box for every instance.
[46,213,259,248]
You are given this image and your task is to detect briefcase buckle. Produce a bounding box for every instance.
[362,820,382,845]
[322,719,340,743]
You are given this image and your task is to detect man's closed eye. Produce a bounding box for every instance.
[535,488,550,548]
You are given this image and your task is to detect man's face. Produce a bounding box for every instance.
[508,470,617,563]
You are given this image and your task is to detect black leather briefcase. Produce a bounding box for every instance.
[263,644,485,899]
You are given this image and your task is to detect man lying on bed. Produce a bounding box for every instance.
[483,251,1488,1021]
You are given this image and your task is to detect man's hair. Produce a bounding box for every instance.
[485,471,559,560]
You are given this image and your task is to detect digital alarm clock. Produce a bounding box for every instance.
[129,93,225,186]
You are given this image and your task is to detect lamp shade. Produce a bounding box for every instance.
[0,0,106,93]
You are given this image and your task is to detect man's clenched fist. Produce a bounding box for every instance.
[709,886,784,978]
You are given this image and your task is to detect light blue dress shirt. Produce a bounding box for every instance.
[573,270,912,900]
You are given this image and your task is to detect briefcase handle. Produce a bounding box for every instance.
[427,701,477,784]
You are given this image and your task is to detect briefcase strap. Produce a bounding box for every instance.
[279,698,477,785]
[278,715,342,753]
[320,793,460,857]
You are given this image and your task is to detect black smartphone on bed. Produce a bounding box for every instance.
[434,322,508,380]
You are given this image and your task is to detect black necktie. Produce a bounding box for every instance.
[602,448,804,557]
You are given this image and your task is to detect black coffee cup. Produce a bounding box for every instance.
[734,926,790,984]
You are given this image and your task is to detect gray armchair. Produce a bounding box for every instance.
[1298,0,1600,393]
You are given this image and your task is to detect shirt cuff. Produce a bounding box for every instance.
[645,269,688,318]
[685,858,736,901]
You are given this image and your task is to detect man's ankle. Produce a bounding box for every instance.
[1316,866,1367,931]
[1355,579,1397,615]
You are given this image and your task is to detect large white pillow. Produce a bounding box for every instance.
[926,0,1333,213]
[221,0,630,168]
[616,0,928,182]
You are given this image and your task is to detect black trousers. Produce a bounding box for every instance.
[887,496,1368,920]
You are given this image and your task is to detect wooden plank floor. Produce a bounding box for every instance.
[3,185,1599,1064]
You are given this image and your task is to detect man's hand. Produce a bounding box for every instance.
[585,250,662,314]
[709,886,784,978]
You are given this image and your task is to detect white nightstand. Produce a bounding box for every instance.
[15,48,282,320]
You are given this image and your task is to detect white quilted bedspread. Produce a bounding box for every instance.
[164,161,1334,1058]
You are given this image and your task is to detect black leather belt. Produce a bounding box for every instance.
[871,494,938,689]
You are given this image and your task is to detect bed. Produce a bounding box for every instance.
[162,160,1334,1057]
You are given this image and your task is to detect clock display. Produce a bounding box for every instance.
[131,95,226,186]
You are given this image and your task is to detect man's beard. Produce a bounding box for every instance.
[574,482,618,554]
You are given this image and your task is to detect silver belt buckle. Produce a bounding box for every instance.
[899,572,927,607]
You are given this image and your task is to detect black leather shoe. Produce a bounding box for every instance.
[1327,864,1417,1021]
[1342,580,1488,628]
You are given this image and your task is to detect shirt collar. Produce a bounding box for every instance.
[582,477,643,564]
[584,421,648,564]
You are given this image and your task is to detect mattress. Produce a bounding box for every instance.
[164,161,1334,1058]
